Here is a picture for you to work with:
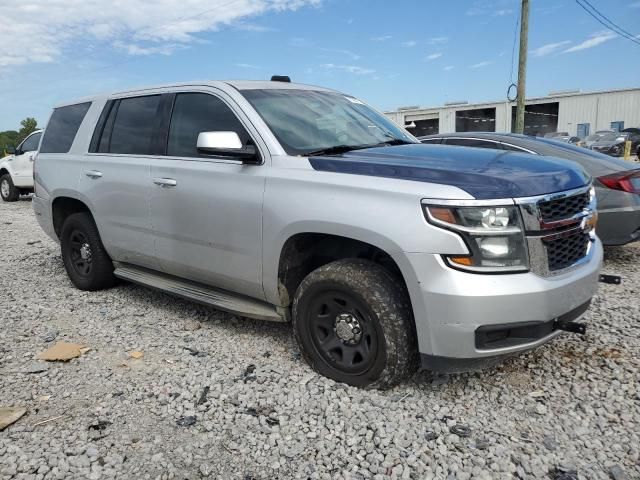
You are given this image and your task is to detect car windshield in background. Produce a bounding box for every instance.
[241,89,417,156]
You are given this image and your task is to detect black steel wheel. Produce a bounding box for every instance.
[307,289,380,376]
[293,259,418,389]
[60,212,117,291]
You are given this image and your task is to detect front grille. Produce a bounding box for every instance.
[545,231,590,271]
[538,192,590,222]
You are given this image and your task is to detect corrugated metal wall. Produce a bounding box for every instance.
[387,88,640,136]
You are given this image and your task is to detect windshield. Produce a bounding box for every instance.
[241,89,417,156]
[600,132,627,141]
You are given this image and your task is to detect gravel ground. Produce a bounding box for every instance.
[1,198,639,480]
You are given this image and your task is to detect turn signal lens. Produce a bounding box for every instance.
[428,207,457,224]
[450,256,473,266]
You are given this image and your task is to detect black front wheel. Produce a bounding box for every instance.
[293,259,418,389]
[60,213,117,291]
[0,174,19,202]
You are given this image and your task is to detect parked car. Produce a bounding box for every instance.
[419,132,640,245]
[579,130,615,149]
[590,131,640,157]
[544,132,569,138]
[33,80,601,388]
[0,129,43,201]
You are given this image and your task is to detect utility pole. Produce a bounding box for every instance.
[515,0,529,134]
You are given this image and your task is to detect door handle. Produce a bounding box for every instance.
[85,170,103,179]
[153,178,177,187]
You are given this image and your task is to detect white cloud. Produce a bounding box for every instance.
[425,53,442,61]
[428,36,449,45]
[321,63,375,75]
[371,35,392,42]
[563,31,616,53]
[235,63,261,69]
[470,61,493,68]
[402,40,417,47]
[0,0,321,66]
[531,40,572,57]
[493,9,513,16]
[443,65,454,71]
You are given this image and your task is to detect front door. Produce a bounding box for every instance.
[149,91,265,299]
[13,131,42,186]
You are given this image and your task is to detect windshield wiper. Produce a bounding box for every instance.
[375,138,416,146]
[304,144,376,157]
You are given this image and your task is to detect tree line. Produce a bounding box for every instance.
[1,118,39,156]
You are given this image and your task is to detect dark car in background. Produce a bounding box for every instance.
[419,132,640,245]
[590,131,640,157]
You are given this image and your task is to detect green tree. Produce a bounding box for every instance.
[17,117,38,143]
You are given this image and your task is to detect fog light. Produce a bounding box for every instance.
[478,237,510,258]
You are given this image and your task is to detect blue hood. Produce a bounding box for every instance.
[308,144,590,199]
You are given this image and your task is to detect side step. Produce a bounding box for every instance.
[113,263,285,322]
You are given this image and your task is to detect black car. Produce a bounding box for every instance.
[590,131,640,157]
[419,132,640,245]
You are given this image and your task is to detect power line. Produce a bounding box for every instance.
[575,0,640,46]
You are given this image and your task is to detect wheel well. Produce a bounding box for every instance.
[0,168,9,177]
[52,197,92,238]
[277,233,408,307]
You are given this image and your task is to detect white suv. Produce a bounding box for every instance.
[0,129,43,201]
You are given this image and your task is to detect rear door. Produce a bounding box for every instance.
[79,95,162,269]
[149,90,266,299]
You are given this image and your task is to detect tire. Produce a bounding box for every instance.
[292,259,418,389]
[60,212,117,291]
[0,174,19,202]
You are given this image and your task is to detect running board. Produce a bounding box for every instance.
[113,264,285,322]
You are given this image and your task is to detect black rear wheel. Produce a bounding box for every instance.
[293,259,418,389]
[60,212,117,291]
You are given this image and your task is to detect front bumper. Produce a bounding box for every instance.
[404,238,602,371]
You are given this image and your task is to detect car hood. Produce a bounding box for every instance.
[591,140,620,148]
[308,144,590,200]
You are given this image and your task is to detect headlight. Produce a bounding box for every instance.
[424,204,529,273]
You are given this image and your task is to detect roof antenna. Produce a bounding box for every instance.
[271,75,291,83]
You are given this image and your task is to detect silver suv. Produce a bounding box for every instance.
[33,79,602,388]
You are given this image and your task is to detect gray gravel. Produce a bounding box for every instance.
[1,199,639,479]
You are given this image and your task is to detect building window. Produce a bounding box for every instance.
[611,121,624,132]
[577,123,590,138]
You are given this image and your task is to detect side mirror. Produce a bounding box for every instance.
[196,131,261,164]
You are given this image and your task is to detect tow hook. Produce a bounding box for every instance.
[554,320,587,335]
[599,274,622,285]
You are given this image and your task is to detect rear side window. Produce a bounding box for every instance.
[445,138,500,149]
[109,95,161,155]
[420,138,442,144]
[501,143,528,152]
[167,93,251,158]
[21,132,42,152]
[40,102,91,153]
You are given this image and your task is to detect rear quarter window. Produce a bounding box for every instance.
[40,102,91,153]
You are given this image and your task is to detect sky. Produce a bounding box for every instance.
[1,0,639,131]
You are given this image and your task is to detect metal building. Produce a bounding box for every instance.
[384,87,640,138]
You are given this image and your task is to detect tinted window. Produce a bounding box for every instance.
[109,95,161,155]
[40,102,91,153]
[167,93,251,157]
[445,138,500,149]
[21,132,42,152]
[420,138,442,144]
